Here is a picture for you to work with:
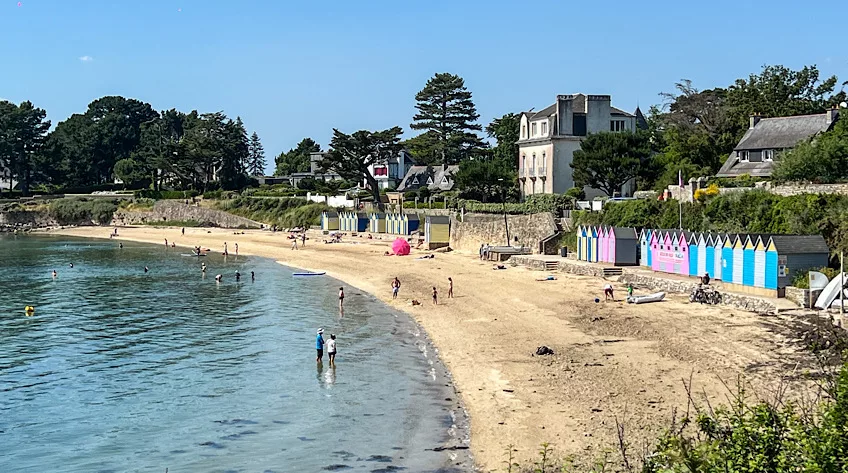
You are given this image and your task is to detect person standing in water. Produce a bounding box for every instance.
[164,238,168,247]
[144,266,149,273]
[119,242,123,249]
[338,287,345,313]
[234,243,239,256]
[181,227,185,236]
[223,242,228,256]
[51,270,57,278]
[251,271,255,281]
[235,270,241,281]
[448,277,454,298]
[327,334,337,366]
[316,328,325,363]
[391,277,401,299]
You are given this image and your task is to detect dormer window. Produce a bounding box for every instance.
[412,176,419,185]
[739,151,749,162]
[531,122,537,136]
[541,122,547,135]
[763,149,774,161]
[426,176,433,185]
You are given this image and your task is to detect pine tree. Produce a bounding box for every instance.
[248,132,266,176]
[409,72,485,165]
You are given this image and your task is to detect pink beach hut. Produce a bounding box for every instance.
[599,226,609,263]
[650,230,662,272]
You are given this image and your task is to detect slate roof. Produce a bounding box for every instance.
[735,114,833,151]
[397,165,459,192]
[612,226,637,240]
[635,106,649,130]
[610,107,634,117]
[528,104,557,121]
[715,159,775,177]
[769,235,829,254]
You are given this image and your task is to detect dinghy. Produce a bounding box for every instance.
[627,292,665,304]
[815,273,848,309]
[293,271,326,277]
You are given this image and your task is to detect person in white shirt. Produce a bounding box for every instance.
[327,334,337,366]
[603,283,615,301]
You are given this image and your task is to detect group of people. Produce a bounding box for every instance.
[390,276,453,305]
[315,328,337,366]
[290,233,307,250]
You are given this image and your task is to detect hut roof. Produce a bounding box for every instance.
[426,215,450,224]
[611,227,637,239]
[769,235,829,254]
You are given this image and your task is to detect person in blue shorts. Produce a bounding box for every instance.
[316,328,325,363]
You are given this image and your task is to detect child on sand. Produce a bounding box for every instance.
[448,277,453,298]
[604,283,615,301]
[432,286,438,305]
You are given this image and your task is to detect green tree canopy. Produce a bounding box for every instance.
[247,132,266,176]
[454,159,514,203]
[485,113,520,168]
[321,127,403,207]
[571,131,651,197]
[773,118,848,183]
[275,138,319,176]
[0,100,51,193]
[409,72,485,165]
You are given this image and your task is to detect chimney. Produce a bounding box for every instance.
[749,113,761,129]
[827,106,839,125]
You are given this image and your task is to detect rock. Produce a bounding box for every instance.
[535,346,555,356]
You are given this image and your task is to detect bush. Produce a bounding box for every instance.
[214,197,330,228]
[134,189,200,200]
[457,194,573,215]
[401,201,446,209]
[48,198,118,225]
[792,267,841,289]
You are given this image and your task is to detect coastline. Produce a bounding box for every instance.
[45,225,822,470]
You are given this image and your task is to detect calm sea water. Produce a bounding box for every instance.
[0,235,466,473]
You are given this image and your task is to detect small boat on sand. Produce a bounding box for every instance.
[627,292,665,304]
[293,271,326,277]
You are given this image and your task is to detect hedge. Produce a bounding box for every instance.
[134,189,200,200]
[456,194,574,215]
[401,201,446,209]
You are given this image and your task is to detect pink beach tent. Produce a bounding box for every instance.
[392,238,411,256]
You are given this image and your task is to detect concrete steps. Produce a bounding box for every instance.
[603,267,624,277]
[544,261,559,271]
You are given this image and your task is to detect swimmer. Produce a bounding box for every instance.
[52,270,57,278]
[251,271,255,281]
[171,242,175,248]
[215,274,223,282]
[119,242,123,249]
[235,270,241,281]
[164,238,168,247]
[234,243,238,255]
[69,263,74,268]
[201,262,207,272]
[144,266,149,273]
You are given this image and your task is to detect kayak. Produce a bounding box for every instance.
[182,254,207,257]
[627,292,665,304]
[293,272,326,277]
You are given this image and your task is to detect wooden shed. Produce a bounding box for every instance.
[704,234,716,281]
[576,226,585,261]
[370,213,386,233]
[321,211,339,231]
[767,235,830,289]
[721,234,737,284]
[424,216,451,249]
[687,232,699,277]
[589,226,598,262]
[353,212,369,233]
[599,226,610,263]
[639,229,651,267]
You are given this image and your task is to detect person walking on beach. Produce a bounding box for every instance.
[234,243,239,256]
[316,328,325,362]
[479,244,484,260]
[327,334,337,366]
[603,283,615,301]
[181,227,185,236]
[291,238,298,250]
[391,277,401,299]
[338,287,345,313]
[432,286,438,305]
[448,277,454,299]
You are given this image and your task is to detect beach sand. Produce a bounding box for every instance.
[50,225,822,470]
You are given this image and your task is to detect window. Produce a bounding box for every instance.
[531,122,537,136]
[610,120,626,132]
[739,151,749,162]
[541,122,547,135]
[426,176,433,185]
[763,149,774,161]
[374,167,388,176]
[541,180,545,193]
[521,125,526,138]
[411,176,419,185]
[531,153,536,170]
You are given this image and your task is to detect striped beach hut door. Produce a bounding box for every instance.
[599,227,608,263]
[579,227,587,261]
[705,234,715,279]
[639,230,647,267]
[765,238,778,289]
[576,226,583,261]
[590,227,598,262]
[732,237,744,284]
[743,236,756,287]
[722,237,734,283]
[754,237,766,288]
[608,228,617,263]
[697,234,707,276]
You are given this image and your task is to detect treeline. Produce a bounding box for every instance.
[0,96,266,194]
[572,190,848,260]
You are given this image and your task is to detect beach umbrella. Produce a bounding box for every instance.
[392,238,411,256]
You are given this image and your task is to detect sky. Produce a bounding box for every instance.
[2,0,847,174]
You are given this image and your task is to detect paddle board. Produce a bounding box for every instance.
[182,254,207,257]
[293,272,326,277]
[814,273,848,309]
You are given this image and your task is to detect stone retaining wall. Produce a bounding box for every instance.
[508,256,607,278]
[111,201,261,228]
[618,272,777,313]
[785,286,823,308]
[450,213,557,254]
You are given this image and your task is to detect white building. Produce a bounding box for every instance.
[366,149,415,190]
[518,93,646,199]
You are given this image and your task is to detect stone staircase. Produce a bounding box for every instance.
[603,267,623,277]
[544,261,559,271]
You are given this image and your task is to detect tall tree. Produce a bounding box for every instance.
[485,113,520,167]
[218,116,250,190]
[274,138,320,176]
[247,132,266,176]
[320,127,403,207]
[454,159,514,203]
[0,100,51,193]
[571,131,651,197]
[409,72,485,165]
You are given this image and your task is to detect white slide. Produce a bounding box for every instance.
[815,273,848,309]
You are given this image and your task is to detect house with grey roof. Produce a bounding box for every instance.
[397,164,459,192]
[518,93,646,199]
[716,109,839,178]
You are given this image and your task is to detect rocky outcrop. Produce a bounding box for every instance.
[111,201,261,228]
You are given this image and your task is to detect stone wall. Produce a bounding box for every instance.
[764,182,848,197]
[450,212,558,254]
[0,209,60,229]
[785,286,823,308]
[508,256,607,277]
[111,201,261,228]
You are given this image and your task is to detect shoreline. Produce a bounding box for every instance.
[43,225,823,470]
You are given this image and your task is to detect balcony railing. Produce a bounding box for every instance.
[528,167,536,177]
[538,166,547,177]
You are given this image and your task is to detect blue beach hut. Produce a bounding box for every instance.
[688,232,699,277]
[721,235,735,284]
[765,237,778,290]
[732,235,744,284]
[704,234,715,280]
[743,235,756,287]
[754,236,767,288]
[639,229,650,267]
[712,234,724,281]
[696,233,707,277]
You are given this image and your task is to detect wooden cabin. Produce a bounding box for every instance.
[321,211,339,231]
[424,216,451,250]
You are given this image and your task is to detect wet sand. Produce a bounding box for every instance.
[50,225,823,470]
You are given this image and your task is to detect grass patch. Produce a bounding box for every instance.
[214,197,331,229]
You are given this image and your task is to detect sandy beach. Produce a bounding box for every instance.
[49,225,822,470]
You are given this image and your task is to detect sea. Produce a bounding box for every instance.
[0,235,468,472]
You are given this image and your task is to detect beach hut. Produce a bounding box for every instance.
[696,233,708,277]
[337,212,347,232]
[424,216,451,249]
[732,235,744,285]
[576,226,585,261]
[589,226,598,262]
[353,212,369,233]
[653,231,681,274]
[765,237,778,290]
[599,226,610,263]
[721,235,735,284]
[688,232,699,277]
[397,213,421,235]
[321,211,339,231]
[742,235,757,287]
[387,213,400,234]
[712,234,725,281]
[607,227,639,266]
[370,213,386,233]
[704,234,715,280]
[767,235,830,289]
[753,236,767,288]
[639,229,650,267]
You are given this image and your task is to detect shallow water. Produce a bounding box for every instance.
[0,235,465,472]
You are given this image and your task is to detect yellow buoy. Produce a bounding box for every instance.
[24,306,35,316]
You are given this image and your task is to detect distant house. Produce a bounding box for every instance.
[517,93,647,199]
[366,150,416,190]
[397,164,459,192]
[716,109,840,178]
[0,167,18,191]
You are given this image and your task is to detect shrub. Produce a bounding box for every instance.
[792,267,841,289]
[134,189,199,200]
[694,188,707,202]
[214,197,330,228]
[48,198,118,225]
[457,194,573,215]
[705,183,720,197]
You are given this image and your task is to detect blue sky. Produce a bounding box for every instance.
[2,0,847,174]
